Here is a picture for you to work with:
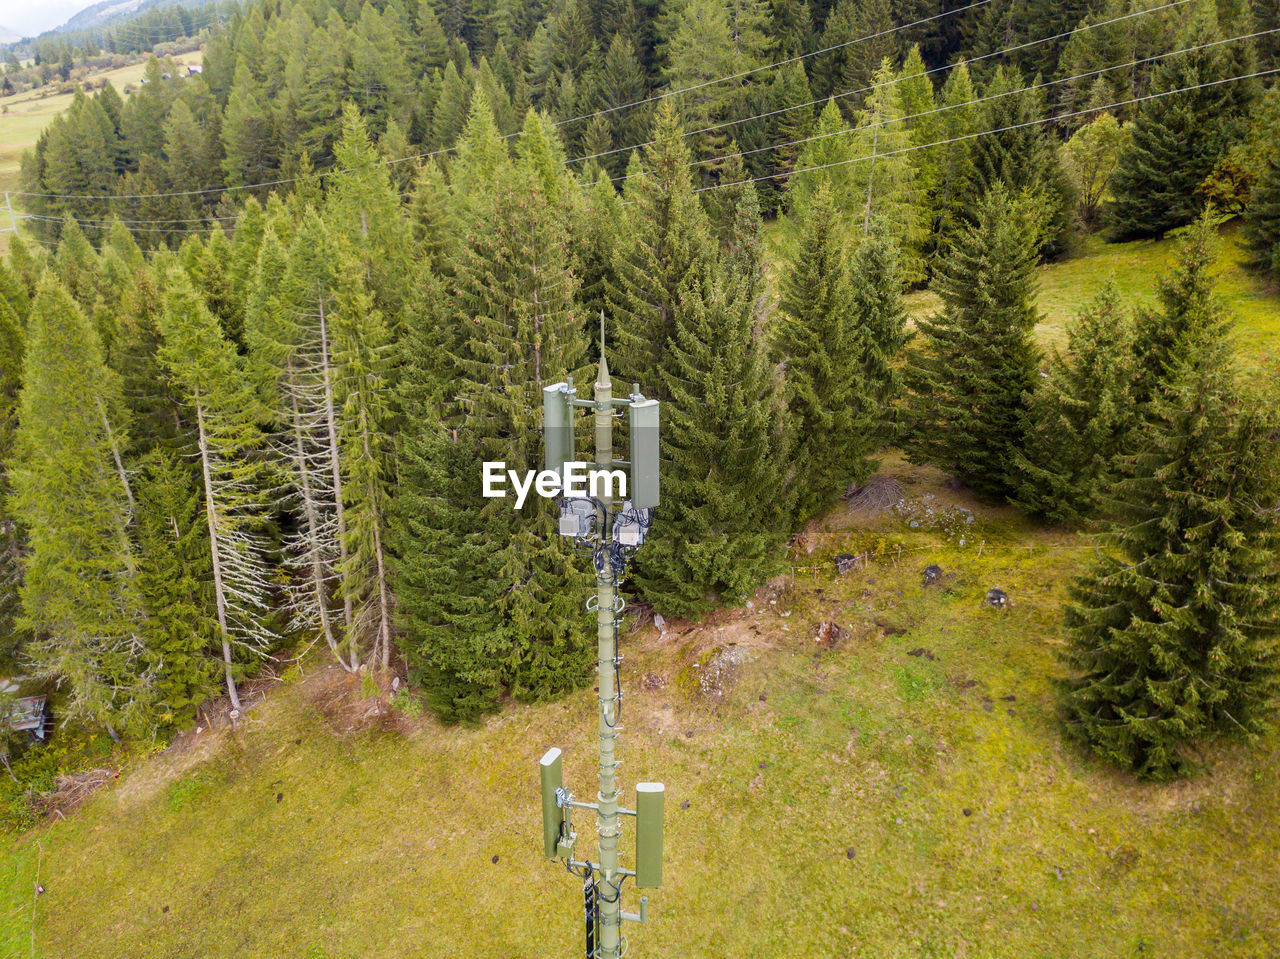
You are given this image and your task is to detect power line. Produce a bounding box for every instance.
[667,28,1278,182]
[9,0,997,203]
[0,0,1228,217]
[552,0,993,129]
[689,66,1280,195]
[567,0,1198,167]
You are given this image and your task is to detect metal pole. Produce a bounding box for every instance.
[594,343,622,959]
[3,193,17,234]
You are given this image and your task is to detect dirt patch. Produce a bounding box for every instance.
[844,475,905,513]
[311,668,404,736]
[814,621,850,648]
[33,768,117,819]
[678,645,755,702]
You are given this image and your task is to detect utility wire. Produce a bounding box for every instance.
[552,0,993,128]
[688,66,1280,194]
[0,0,1229,216]
[22,63,1269,238]
[656,28,1278,182]
[7,0,997,203]
[567,0,1199,166]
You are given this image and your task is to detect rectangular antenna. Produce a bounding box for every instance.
[628,399,660,509]
[540,748,564,857]
[635,782,664,888]
[543,384,573,477]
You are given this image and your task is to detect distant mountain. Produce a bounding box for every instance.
[0,26,22,44]
[40,0,222,36]
[62,0,154,32]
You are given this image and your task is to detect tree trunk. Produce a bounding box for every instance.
[98,399,135,516]
[288,366,341,665]
[195,393,241,712]
[317,283,355,668]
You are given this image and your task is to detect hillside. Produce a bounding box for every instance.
[3,457,1277,958]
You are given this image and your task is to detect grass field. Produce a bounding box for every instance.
[903,225,1280,361]
[1,460,1277,958]
[0,115,1277,957]
[0,52,202,256]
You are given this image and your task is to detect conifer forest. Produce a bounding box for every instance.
[1,0,1279,952]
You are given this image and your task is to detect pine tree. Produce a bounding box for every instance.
[331,253,396,670]
[775,182,877,520]
[1108,3,1248,238]
[906,185,1042,499]
[11,281,144,734]
[403,157,593,717]
[1241,151,1280,281]
[133,451,219,730]
[634,232,792,615]
[324,103,415,323]
[1060,223,1280,779]
[1011,285,1139,525]
[1131,215,1224,407]
[609,103,716,390]
[847,62,927,284]
[157,265,273,712]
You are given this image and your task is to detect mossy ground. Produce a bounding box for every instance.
[1,459,1277,958]
[902,224,1280,364]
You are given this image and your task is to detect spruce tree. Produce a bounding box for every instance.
[133,451,218,730]
[967,66,1077,258]
[325,103,415,325]
[331,251,396,670]
[397,153,593,719]
[609,102,716,390]
[1108,3,1248,238]
[1131,215,1225,407]
[0,298,24,662]
[245,220,344,667]
[1060,237,1280,778]
[848,227,910,447]
[392,271,509,722]
[158,265,273,712]
[1012,285,1139,525]
[635,236,793,616]
[906,184,1042,499]
[775,182,877,520]
[11,281,144,733]
[1241,151,1280,282]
